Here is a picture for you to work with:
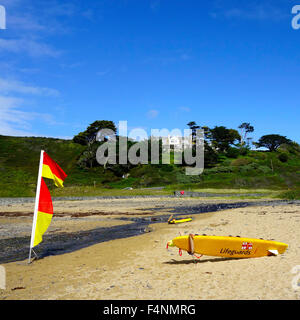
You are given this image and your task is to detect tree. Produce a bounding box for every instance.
[180,140,218,168]
[73,120,117,145]
[77,142,100,168]
[204,141,218,167]
[238,122,254,146]
[208,126,241,153]
[104,138,137,176]
[187,121,200,144]
[202,126,212,141]
[255,134,292,152]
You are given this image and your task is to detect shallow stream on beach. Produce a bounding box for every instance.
[0,200,297,264]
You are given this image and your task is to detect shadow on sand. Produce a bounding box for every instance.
[164,256,248,265]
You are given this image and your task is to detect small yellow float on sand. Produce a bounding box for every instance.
[167,215,193,224]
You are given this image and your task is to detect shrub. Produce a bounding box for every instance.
[176,172,202,184]
[239,164,251,174]
[278,189,300,200]
[257,165,273,174]
[278,153,289,163]
[204,166,235,174]
[239,147,249,156]
[217,154,227,163]
[231,158,253,166]
[253,152,267,160]
[221,159,232,166]
[160,164,174,172]
[238,163,272,175]
[226,147,240,158]
[278,142,300,155]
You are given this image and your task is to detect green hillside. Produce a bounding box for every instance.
[1,135,300,198]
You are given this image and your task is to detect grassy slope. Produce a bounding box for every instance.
[0,135,85,196]
[1,135,300,198]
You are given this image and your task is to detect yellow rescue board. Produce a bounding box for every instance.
[168,218,192,224]
[169,235,288,258]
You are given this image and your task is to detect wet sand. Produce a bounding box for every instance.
[0,197,299,300]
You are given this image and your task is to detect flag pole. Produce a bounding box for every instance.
[28,150,44,264]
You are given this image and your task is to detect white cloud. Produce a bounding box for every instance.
[211,2,289,21]
[0,38,62,58]
[8,14,46,31]
[45,2,77,17]
[96,70,110,76]
[0,96,37,136]
[147,109,159,119]
[178,106,191,113]
[0,78,60,97]
[19,68,40,74]
[143,52,191,66]
[0,95,64,136]
[180,54,191,61]
[60,61,85,69]
[0,76,62,136]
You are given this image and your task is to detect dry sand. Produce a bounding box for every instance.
[0,197,299,300]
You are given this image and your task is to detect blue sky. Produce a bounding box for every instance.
[0,0,300,143]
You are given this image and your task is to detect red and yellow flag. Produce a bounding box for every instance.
[33,178,53,247]
[42,152,67,188]
[30,151,67,249]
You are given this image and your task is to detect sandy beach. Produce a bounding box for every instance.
[0,197,299,300]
